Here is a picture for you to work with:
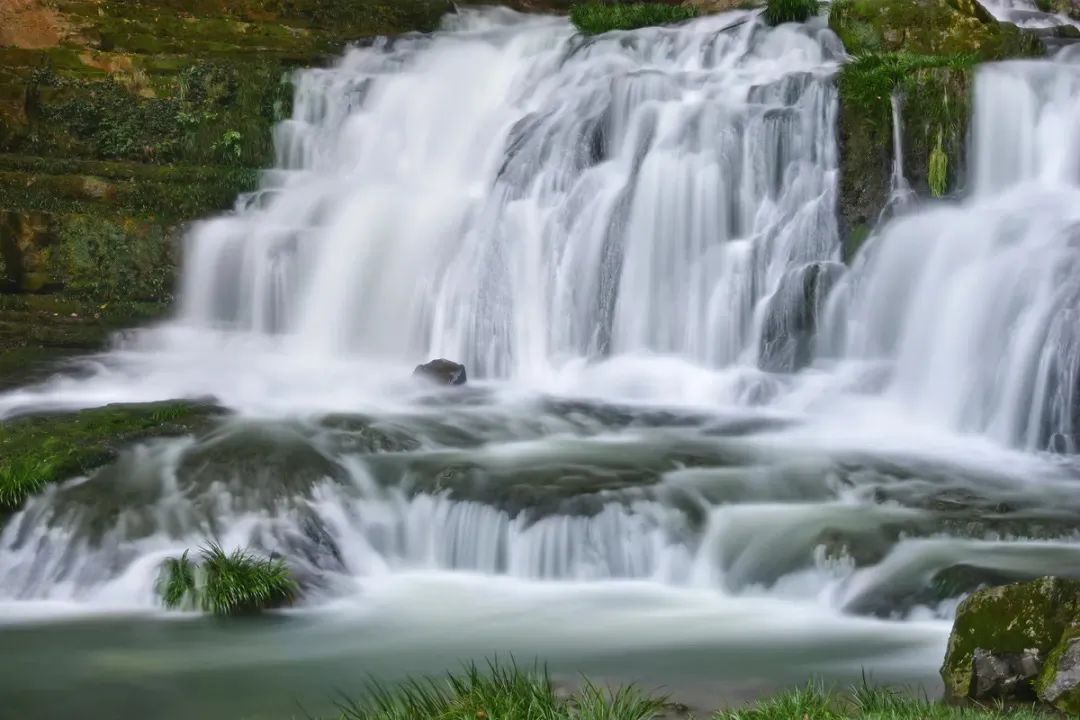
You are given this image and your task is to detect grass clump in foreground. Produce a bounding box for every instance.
[329,662,665,720]
[570,2,699,35]
[763,0,819,25]
[323,667,1055,720]
[156,543,298,616]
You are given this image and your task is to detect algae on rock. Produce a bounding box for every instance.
[941,577,1080,703]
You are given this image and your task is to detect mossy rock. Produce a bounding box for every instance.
[829,0,1044,59]
[1038,624,1080,715]
[1035,0,1080,20]
[0,401,223,513]
[941,577,1080,700]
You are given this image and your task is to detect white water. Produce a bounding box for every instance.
[3,9,1080,715]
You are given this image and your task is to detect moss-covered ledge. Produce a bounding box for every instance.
[830,0,1045,261]
[0,400,224,513]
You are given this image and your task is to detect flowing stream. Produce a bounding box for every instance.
[3,7,1080,719]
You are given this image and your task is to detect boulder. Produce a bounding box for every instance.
[941,577,1080,702]
[413,358,468,386]
[1038,625,1080,715]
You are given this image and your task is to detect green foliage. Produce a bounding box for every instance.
[329,661,665,720]
[570,2,699,35]
[198,543,298,615]
[721,683,841,720]
[929,132,948,197]
[0,401,216,513]
[213,130,244,161]
[764,0,819,25]
[157,550,198,609]
[838,52,976,121]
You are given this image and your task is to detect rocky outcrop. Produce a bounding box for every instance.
[0,0,455,373]
[830,0,1044,261]
[941,577,1080,714]
[1035,0,1080,20]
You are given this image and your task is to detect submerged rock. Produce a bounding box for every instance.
[414,358,468,386]
[941,577,1080,704]
[758,261,844,372]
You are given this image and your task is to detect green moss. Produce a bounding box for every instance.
[835,51,974,257]
[829,0,1045,58]
[570,2,700,35]
[157,543,298,616]
[1036,624,1080,715]
[0,401,221,513]
[929,133,949,197]
[940,577,1080,700]
[764,0,820,25]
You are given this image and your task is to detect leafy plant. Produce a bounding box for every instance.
[763,0,819,25]
[570,2,699,35]
[213,129,244,161]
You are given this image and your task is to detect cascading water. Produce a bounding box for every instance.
[3,8,1080,720]
[837,56,1080,451]
[176,9,841,377]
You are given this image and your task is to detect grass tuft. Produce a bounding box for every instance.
[570,2,699,35]
[156,549,197,609]
[763,0,820,25]
[329,661,665,720]
[155,543,297,616]
[199,543,298,616]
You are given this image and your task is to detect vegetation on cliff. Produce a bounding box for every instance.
[829,0,1045,261]
[0,401,220,513]
[157,543,298,615]
[570,2,700,34]
[764,0,819,25]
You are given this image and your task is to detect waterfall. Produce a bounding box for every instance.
[840,57,1080,451]
[175,9,842,379]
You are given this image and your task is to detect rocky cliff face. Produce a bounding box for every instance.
[0,0,454,362]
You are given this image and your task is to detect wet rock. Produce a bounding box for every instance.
[758,261,843,372]
[1035,0,1080,20]
[941,577,1080,702]
[971,648,1042,701]
[1038,627,1080,714]
[413,358,468,386]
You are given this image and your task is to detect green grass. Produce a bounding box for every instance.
[156,543,298,616]
[0,401,217,514]
[157,550,198,609]
[328,661,665,720]
[570,2,699,35]
[763,0,819,25]
[320,668,1054,720]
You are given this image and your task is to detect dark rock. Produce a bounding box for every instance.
[971,648,1042,701]
[413,358,468,386]
[758,261,844,372]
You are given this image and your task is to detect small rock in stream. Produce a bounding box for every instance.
[413,358,467,385]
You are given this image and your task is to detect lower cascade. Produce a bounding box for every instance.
[3,5,1080,718]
